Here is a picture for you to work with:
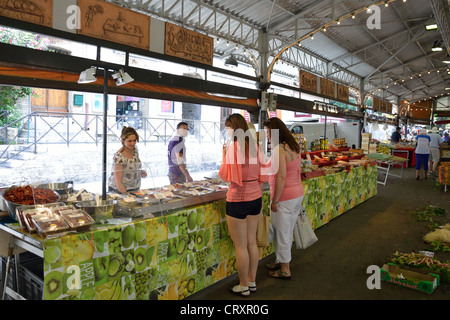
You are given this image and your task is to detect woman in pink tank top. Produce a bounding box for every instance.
[218,114,267,296]
[263,117,304,280]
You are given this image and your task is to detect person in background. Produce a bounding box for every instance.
[415,130,431,180]
[443,132,449,143]
[428,127,443,176]
[218,113,266,297]
[263,117,303,280]
[167,121,193,184]
[391,127,401,144]
[108,126,147,193]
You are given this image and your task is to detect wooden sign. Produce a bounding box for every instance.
[78,0,150,50]
[299,70,317,93]
[384,101,392,114]
[337,84,349,102]
[165,22,213,65]
[0,0,52,27]
[320,77,335,98]
[372,97,380,110]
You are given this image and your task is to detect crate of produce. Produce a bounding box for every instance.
[380,263,440,294]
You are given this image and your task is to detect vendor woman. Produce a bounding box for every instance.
[108,126,147,193]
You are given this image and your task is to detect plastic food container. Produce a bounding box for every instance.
[32,214,70,238]
[59,209,95,231]
[76,200,119,222]
[21,208,52,233]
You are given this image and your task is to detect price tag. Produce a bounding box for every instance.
[81,193,93,201]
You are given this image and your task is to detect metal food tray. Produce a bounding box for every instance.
[114,189,227,218]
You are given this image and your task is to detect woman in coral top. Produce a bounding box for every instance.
[218,113,266,297]
[263,117,303,280]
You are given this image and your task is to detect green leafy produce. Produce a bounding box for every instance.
[390,251,450,282]
[411,205,446,222]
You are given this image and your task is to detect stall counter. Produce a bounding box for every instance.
[1,164,378,300]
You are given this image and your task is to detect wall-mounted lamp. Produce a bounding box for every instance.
[78,67,97,84]
[111,69,134,86]
[77,65,134,200]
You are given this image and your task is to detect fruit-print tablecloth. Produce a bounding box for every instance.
[17,164,378,300]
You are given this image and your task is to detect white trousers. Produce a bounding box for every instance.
[272,196,304,264]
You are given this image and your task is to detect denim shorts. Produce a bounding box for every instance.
[226,197,262,220]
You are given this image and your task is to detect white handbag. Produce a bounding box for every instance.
[293,206,318,249]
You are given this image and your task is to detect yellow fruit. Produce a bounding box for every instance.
[76,240,94,262]
[99,289,112,300]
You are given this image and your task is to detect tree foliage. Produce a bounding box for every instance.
[0,27,49,128]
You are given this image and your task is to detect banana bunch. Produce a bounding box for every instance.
[179,255,188,279]
[168,255,188,281]
[377,144,391,155]
[109,277,123,300]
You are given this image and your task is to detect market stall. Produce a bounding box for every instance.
[392,146,416,168]
[366,153,408,186]
[0,156,378,300]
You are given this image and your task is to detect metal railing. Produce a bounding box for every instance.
[0,110,225,163]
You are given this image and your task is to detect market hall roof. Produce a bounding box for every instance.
[108,0,450,104]
[0,0,448,110]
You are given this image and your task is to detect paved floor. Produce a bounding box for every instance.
[186,166,450,300]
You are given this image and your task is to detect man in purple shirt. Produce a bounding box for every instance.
[168,122,193,184]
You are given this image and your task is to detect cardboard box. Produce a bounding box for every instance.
[380,263,440,294]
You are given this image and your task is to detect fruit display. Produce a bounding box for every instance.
[377,143,392,155]
[438,163,450,186]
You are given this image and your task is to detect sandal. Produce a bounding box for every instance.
[268,269,291,280]
[265,262,281,270]
[229,285,250,297]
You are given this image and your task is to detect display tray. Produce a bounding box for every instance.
[114,189,228,218]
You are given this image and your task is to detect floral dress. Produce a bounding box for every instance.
[108,148,143,191]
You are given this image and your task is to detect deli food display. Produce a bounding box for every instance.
[0,149,378,300]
